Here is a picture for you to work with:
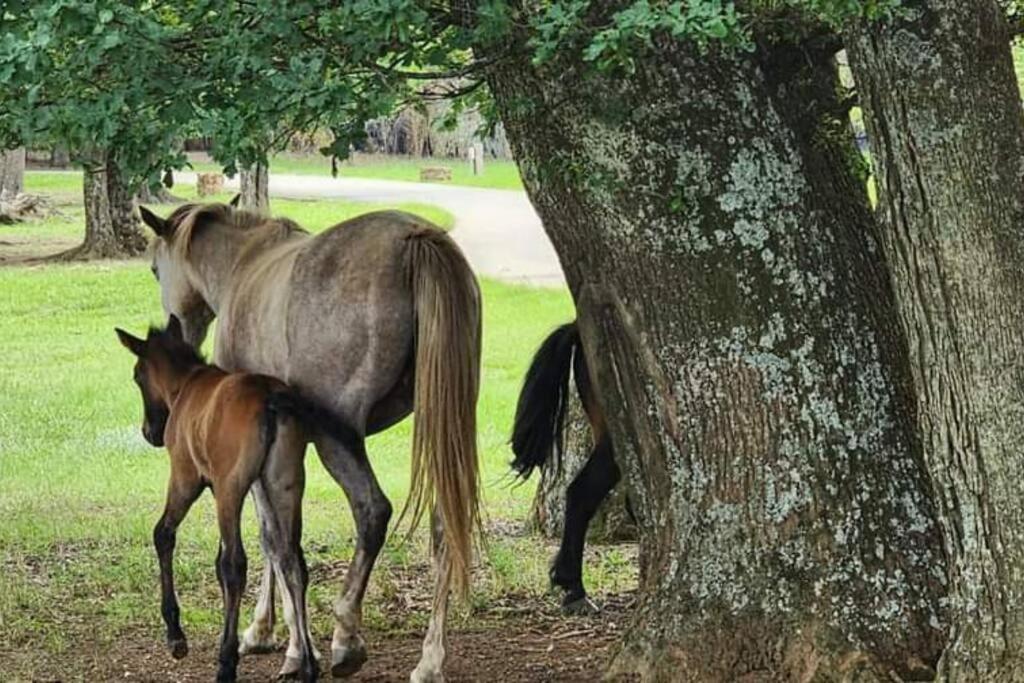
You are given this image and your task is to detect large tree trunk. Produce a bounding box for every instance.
[239,162,269,214]
[0,148,25,200]
[847,2,1024,677]
[487,26,948,681]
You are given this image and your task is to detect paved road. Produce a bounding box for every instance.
[178,172,566,288]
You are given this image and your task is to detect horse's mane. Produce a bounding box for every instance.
[165,203,307,261]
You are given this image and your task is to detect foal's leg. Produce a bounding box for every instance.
[153,466,203,659]
[551,437,620,615]
[239,484,279,656]
[313,434,392,678]
[214,491,248,682]
[411,509,450,683]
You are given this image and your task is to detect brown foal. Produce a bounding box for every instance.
[117,316,357,682]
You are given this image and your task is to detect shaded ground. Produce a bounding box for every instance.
[3,564,637,682]
[0,233,78,264]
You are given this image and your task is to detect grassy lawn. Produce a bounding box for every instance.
[0,194,631,675]
[190,152,524,191]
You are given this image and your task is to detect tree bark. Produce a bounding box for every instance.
[239,161,269,214]
[486,25,947,681]
[106,157,148,256]
[73,163,120,259]
[53,152,147,260]
[532,388,635,542]
[847,2,1024,677]
[0,148,25,200]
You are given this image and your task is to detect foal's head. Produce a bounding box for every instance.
[116,316,205,447]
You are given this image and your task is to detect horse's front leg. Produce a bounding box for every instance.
[411,509,449,683]
[154,467,203,660]
[314,434,392,678]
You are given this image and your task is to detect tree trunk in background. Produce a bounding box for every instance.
[487,28,947,679]
[239,162,269,213]
[532,387,635,542]
[54,153,146,260]
[0,148,25,199]
[848,2,1024,677]
[106,157,148,256]
[74,164,119,259]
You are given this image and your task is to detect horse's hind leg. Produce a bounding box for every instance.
[154,465,203,659]
[314,434,392,678]
[260,428,319,681]
[239,486,279,656]
[411,509,449,683]
[214,491,248,682]
[551,436,620,615]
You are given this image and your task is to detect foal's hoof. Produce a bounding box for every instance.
[330,639,368,678]
[167,637,189,660]
[562,595,600,616]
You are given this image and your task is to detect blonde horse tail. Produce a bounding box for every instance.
[400,227,482,599]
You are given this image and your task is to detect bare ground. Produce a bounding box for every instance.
[3,592,636,682]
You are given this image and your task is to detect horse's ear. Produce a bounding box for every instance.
[166,315,184,342]
[139,206,171,237]
[229,194,241,208]
[116,328,145,356]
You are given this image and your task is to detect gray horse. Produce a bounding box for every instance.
[139,202,482,682]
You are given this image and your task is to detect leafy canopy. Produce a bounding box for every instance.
[0,0,900,182]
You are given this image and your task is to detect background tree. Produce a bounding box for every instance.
[0,148,25,200]
[0,2,192,257]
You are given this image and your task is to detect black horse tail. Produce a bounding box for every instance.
[263,389,362,454]
[510,321,582,479]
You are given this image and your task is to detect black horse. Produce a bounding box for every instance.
[510,322,622,614]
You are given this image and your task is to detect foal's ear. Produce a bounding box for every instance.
[166,315,184,342]
[139,206,171,238]
[115,328,146,356]
[228,193,241,208]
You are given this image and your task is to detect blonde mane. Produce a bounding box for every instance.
[165,203,307,262]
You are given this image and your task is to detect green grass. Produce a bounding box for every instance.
[190,152,524,191]
[0,255,634,665]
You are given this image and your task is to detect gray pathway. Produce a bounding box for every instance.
[178,171,566,287]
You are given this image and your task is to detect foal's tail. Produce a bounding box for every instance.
[402,227,482,599]
[510,322,581,480]
[263,389,361,452]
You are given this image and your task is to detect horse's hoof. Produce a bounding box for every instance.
[278,655,320,680]
[239,628,278,656]
[562,595,600,616]
[167,637,189,660]
[216,666,238,682]
[330,640,367,678]
[409,667,445,683]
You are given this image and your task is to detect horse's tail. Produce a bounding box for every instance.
[401,227,482,599]
[509,322,581,480]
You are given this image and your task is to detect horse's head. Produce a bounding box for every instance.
[115,316,202,447]
[139,201,237,349]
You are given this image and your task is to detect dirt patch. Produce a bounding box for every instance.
[0,234,80,264]
[9,592,636,682]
